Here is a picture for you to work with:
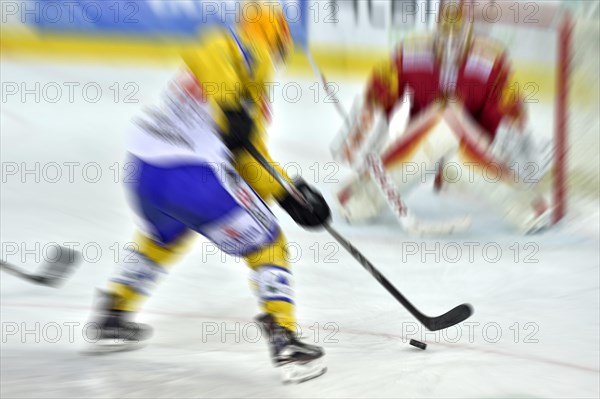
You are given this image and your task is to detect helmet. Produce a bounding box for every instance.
[435,0,473,68]
[237,1,293,66]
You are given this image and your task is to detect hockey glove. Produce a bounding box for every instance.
[277,179,331,229]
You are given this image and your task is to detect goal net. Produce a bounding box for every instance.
[466,0,599,223]
[388,0,599,223]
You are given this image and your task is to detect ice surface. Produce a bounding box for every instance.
[1,59,598,398]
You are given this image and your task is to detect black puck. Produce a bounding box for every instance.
[409,339,427,350]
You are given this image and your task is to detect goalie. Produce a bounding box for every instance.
[333,0,553,234]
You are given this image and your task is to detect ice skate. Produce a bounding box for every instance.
[257,313,327,384]
[81,291,153,354]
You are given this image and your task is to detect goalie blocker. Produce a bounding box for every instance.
[336,103,553,235]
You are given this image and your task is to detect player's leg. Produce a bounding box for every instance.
[86,159,197,349]
[228,150,326,380]
[90,160,270,350]
[243,232,325,381]
[244,232,295,328]
[89,159,263,350]
[107,230,192,313]
[187,163,325,380]
[230,142,301,332]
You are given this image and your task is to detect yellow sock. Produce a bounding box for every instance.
[109,231,193,312]
[244,231,297,331]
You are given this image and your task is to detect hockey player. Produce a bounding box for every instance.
[335,0,553,234]
[86,1,328,383]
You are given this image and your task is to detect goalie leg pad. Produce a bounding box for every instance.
[337,110,461,223]
[442,148,552,234]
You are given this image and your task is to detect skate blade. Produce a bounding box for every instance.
[280,358,327,384]
[79,339,147,355]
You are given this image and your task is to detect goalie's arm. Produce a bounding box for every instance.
[478,53,527,141]
[364,51,404,118]
[481,55,553,183]
[339,51,404,164]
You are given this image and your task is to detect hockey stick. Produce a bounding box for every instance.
[322,224,473,331]
[1,246,81,287]
[243,142,473,331]
[305,50,471,235]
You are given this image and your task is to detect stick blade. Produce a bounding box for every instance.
[406,216,472,236]
[425,303,474,331]
[37,246,82,287]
